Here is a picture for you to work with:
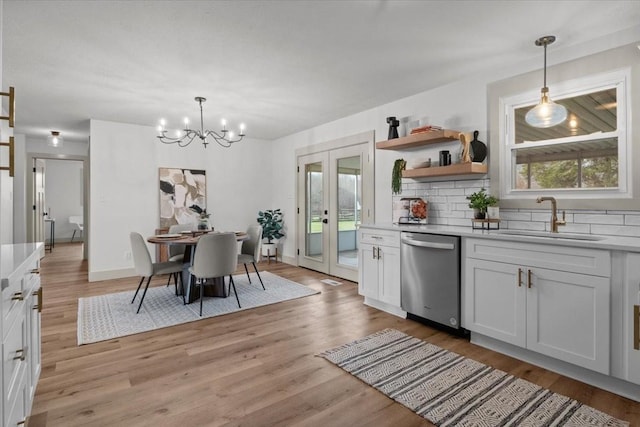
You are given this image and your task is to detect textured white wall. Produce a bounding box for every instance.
[88,119,273,280]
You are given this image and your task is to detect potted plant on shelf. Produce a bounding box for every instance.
[257,209,285,256]
[466,188,498,219]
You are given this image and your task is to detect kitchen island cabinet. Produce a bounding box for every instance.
[1,243,43,427]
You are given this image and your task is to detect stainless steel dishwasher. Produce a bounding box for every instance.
[401,232,461,330]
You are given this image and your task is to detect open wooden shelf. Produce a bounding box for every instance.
[402,162,487,178]
[376,129,460,150]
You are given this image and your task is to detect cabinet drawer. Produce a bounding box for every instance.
[359,229,400,247]
[3,314,27,412]
[2,277,25,340]
[465,238,610,277]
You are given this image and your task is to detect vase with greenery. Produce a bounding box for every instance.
[190,206,211,230]
[466,188,498,219]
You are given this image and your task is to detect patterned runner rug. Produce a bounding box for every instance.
[78,271,319,345]
[319,329,629,426]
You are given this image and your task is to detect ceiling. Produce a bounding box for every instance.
[2,0,640,143]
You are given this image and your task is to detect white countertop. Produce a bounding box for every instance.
[359,223,640,253]
[1,243,44,290]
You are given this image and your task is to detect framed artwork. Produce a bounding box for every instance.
[159,168,206,228]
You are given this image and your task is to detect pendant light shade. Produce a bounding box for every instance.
[525,36,567,128]
[47,131,63,148]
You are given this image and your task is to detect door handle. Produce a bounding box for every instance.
[517,268,523,287]
[401,237,454,250]
[634,304,639,351]
[372,246,377,260]
[527,269,532,289]
[322,218,328,224]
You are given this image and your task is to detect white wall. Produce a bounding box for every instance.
[43,159,83,241]
[88,119,273,281]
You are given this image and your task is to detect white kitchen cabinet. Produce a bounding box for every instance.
[1,243,43,427]
[358,229,402,314]
[464,238,611,374]
[623,252,640,385]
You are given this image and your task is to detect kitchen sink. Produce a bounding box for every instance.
[494,230,605,241]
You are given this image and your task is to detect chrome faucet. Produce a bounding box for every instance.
[536,196,566,233]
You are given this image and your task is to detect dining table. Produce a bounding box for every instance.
[147,230,248,304]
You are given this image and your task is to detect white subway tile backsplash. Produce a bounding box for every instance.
[574,213,623,225]
[625,215,640,226]
[499,211,532,221]
[399,181,639,239]
[591,224,640,237]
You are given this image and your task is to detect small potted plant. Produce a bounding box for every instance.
[466,188,498,219]
[190,205,211,230]
[257,209,285,256]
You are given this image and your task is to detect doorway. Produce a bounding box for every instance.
[296,132,374,282]
[27,154,88,259]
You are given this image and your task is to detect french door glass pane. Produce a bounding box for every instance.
[305,162,323,259]
[336,156,360,268]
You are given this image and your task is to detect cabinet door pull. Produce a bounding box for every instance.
[30,268,40,274]
[372,247,377,259]
[11,292,23,301]
[634,304,639,351]
[377,247,382,259]
[34,288,43,312]
[527,269,533,289]
[17,420,26,426]
[13,348,25,361]
[517,268,523,287]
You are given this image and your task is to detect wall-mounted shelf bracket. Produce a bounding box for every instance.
[0,136,15,177]
[0,87,15,127]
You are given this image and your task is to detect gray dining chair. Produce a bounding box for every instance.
[238,225,265,290]
[168,223,193,262]
[130,232,185,313]
[189,232,239,316]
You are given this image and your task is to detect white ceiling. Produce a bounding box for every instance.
[3,0,640,143]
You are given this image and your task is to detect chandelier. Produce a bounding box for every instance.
[157,97,245,148]
[525,35,567,128]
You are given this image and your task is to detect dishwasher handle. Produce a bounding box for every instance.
[401,236,455,250]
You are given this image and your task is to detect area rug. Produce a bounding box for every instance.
[78,271,319,345]
[318,329,629,427]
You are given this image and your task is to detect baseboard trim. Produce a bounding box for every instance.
[363,297,407,319]
[88,268,136,282]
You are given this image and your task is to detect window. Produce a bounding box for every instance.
[501,69,630,200]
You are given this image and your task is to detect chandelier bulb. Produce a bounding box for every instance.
[183,117,189,127]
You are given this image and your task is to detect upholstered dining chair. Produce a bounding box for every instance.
[189,232,239,316]
[238,225,265,290]
[167,223,193,262]
[69,215,83,242]
[130,232,185,313]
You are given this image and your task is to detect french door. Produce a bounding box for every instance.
[33,159,46,244]
[297,142,373,282]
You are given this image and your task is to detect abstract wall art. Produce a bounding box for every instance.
[159,168,206,228]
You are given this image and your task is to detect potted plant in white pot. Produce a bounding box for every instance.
[257,209,285,257]
[466,188,498,220]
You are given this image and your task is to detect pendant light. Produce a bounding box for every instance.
[47,131,63,148]
[525,35,567,128]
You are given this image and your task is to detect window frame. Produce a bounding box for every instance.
[499,68,631,201]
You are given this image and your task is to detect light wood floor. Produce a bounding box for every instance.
[29,243,639,426]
